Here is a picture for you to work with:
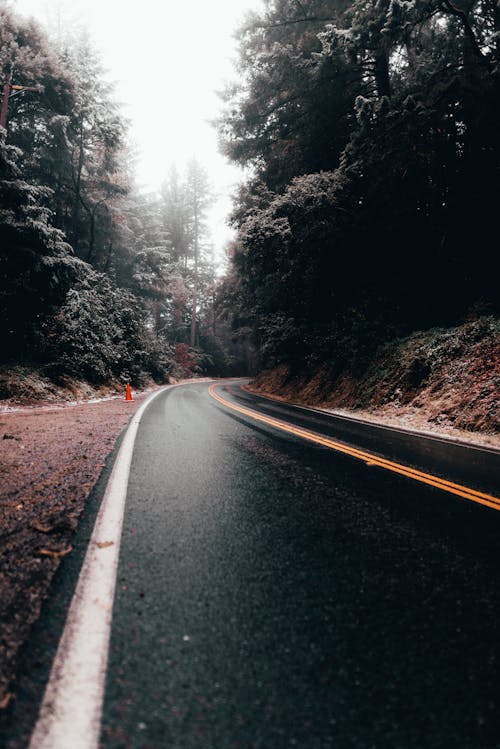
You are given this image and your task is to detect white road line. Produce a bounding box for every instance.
[245,387,500,454]
[28,385,170,749]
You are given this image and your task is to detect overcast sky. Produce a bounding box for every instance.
[14,0,264,249]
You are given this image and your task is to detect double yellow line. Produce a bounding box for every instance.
[208,383,500,512]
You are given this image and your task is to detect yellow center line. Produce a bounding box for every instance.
[208,383,500,512]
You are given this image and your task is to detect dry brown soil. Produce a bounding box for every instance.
[0,390,154,710]
[250,318,500,448]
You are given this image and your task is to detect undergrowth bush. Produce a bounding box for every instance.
[42,271,174,385]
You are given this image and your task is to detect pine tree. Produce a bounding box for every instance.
[220,0,500,371]
[0,5,174,382]
[0,122,83,358]
[160,166,191,267]
[60,32,127,266]
[185,158,213,347]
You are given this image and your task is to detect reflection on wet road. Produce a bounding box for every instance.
[101,381,500,749]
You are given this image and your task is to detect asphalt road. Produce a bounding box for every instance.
[99,380,500,749]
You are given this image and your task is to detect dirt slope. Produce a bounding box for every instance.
[250,317,499,446]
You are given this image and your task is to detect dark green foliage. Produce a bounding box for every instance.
[219,0,358,191]
[0,222,79,357]
[0,6,176,384]
[221,0,500,372]
[0,128,82,358]
[42,271,172,385]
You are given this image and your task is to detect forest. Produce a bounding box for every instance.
[1,0,499,402]
[219,0,499,378]
[0,3,248,393]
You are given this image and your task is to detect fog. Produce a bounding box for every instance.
[14,0,264,249]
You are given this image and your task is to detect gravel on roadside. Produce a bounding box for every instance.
[0,389,156,709]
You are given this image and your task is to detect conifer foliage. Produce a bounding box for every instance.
[0,5,168,384]
[220,0,500,372]
[0,0,249,384]
[0,5,238,384]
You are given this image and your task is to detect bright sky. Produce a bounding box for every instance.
[14,0,264,250]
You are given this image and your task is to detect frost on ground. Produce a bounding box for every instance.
[250,317,500,450]
[0,367,134,409]
[0,389,154,710]
[319,404,499,450]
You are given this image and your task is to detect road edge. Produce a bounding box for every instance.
[211,383,500,511]
[28,384,171,749]
[244,385,500,455]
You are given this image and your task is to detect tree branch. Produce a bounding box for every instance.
[441,0,489,65]
[293,0,309,19]
[251,15,335,30]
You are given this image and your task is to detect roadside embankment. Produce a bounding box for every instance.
[0,386,158,710]
[249,317,499,449]
[0,367,149,407]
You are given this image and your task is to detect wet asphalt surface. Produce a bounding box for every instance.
[99,381,500,749]
[230,385,500,497]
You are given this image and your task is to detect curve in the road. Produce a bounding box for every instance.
[208,383,500,512]
[25,378,500,749]
[28,385,172,749]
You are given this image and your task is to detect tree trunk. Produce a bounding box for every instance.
[104,241,113,272]
[190,201,199,348]
[87,209,96,264]
[374,46,391,99]
[190,274,198,348]
[496,0,500,60]
[71,125,85,251]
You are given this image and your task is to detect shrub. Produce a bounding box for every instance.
[42,270,173,385]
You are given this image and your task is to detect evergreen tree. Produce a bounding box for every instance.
[185,158,213,347]
[60,32,127,266]
[220,0,500,372]
[0,5,174,383]
[219,0,358,191]
[160,165,191,267]
[0,124,84,358]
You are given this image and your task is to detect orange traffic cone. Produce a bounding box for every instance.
[125,383,133,401]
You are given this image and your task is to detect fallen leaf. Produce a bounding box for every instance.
[32,522,53,533]
[38,546,73,559]
[0,692,14,710]
[95,541,114,549]
[32,516,77,534]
